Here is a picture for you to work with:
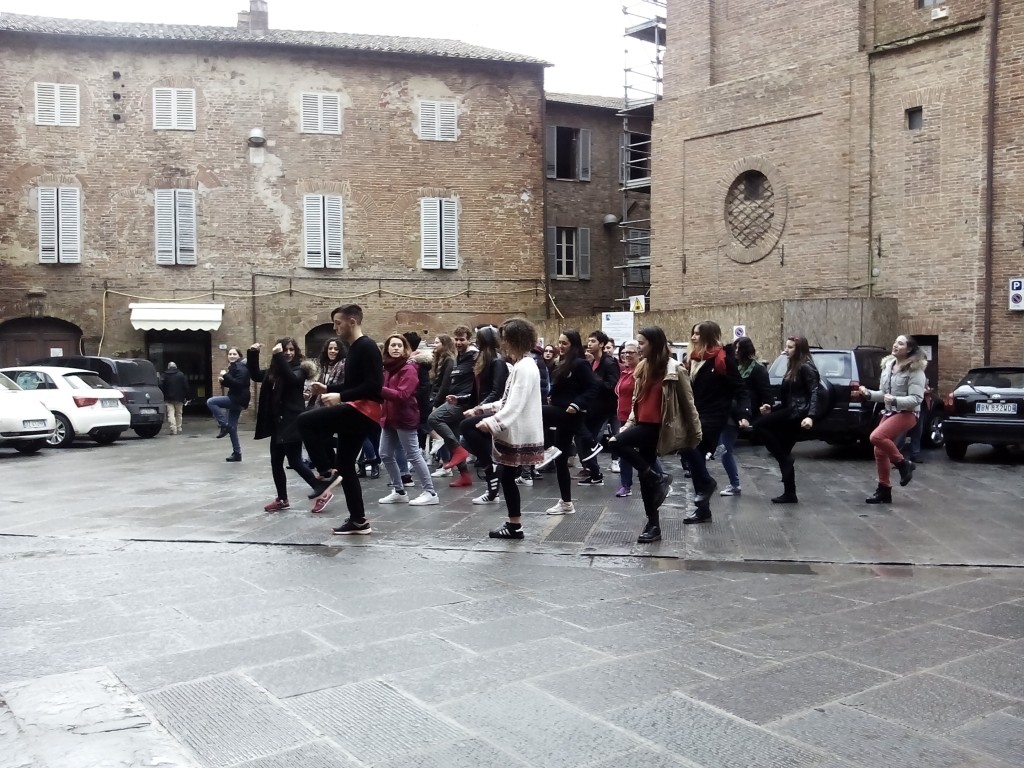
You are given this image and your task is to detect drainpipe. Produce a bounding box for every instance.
[982,0,1001,365]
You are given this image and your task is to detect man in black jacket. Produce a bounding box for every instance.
[427,325,478,487]
[576,330,620,486]
[298,304,384,533]
[160,362,191,435]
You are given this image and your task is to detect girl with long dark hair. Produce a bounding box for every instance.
[542,330,597,515]
[608,326,701,543]
[248,337,321,511]
[754,335,821,503]
[208,346,250,462]
[428,334,457,474]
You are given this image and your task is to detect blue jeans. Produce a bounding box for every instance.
[207,396,241,454]
[718,424,740,487]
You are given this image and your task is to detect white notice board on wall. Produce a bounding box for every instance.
[602,312,634,345]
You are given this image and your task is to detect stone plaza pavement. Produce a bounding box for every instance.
[1,422,1023,767]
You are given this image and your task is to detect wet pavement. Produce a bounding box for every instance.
[1,421,1023,767]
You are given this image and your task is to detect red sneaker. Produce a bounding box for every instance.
[264,498,290,512]
[442,445,471,470]
[311,492,333,514]
[449,472,473,488]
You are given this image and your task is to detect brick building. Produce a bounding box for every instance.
[654,0,1024,387]
[544,93,651,319]
[0,2,546,402]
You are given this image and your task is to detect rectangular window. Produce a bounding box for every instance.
[418,100,458,141]
[620,132,651,185]
[38,187,81,264]
[153,88,196,130]
[547,226,591,280]
[625,229,651,260]
[546,126,592,181]
[35,83,80,127]
[303,194,344,269]
[906,106,924,130]
[420,197,459,270]
[300,93,342,134]
[154,190,197,265]
[917,0,942,7]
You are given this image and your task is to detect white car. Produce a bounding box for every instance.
[0,371,57,454]
[0,366,131,448]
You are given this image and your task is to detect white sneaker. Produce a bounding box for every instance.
[536,446,562,470]
[720,485,741,496]
[472,492,500,505]
[379,490,410,504]
[428,437,444,456]
[515,475,534,487]
[610,459,620,473]
[431,467,453,477]
[409,491,439,506]
[546,500,575,515]
[713,444,727,460]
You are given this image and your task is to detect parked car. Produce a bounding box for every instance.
[942,366,1024,460]
[767,346,887,445]
[29,356,165,437]
[0,371,56,454]
[0,366,131,448]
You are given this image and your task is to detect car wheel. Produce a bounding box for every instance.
[92,431,122,445]
[47,413,75,448]
[14,439,48,455]
[923,414,945,449]
[134,424,162,439]
[944,441,968,461]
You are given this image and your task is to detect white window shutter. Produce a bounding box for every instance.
[321,94,341,134]
[175,89,196,130]
[303,195,325,268]
[58,84,80,126]
[301,93,320,133]
[419,101,438,141]
[578,129,592,182]
[577,227,591,280]
[38,187,58,263]
[545,125,557,179]
[153,88,173,129]
[441,198,459,269]
[155,189,177,264]
[57,187,81,263]
[546,226,556,277]
[438,101,457,141]
[324,195,344,269]
[35,83,57,126]
[175,190,197,265]
[420,198,441,269]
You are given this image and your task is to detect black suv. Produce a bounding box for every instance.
[767,346,887,445]
[29,356,166,437]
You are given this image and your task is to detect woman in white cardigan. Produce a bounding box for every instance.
[461,318,544,539]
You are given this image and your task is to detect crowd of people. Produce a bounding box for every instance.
[204,305,927,543]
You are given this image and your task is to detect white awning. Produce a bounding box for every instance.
[129,303,225,331]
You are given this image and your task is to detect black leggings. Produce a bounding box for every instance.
[542,405,583,502]
[754,407,803,466]
[460,414,494,469]
[499,464,522,517]
[609,423,661,517]
[269,439,318,501]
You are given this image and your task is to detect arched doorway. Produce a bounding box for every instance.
[0,317,82,366]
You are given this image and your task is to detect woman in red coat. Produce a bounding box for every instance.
[378,335,439,506]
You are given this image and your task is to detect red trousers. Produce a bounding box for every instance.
[869,411,918,487]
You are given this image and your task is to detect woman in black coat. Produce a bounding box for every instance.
[207,346,250,462]
[754,335,821,504]
[248,337,320,512]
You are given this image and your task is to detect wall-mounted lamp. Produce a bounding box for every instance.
[602,214,620,227]
[247,127,267,147]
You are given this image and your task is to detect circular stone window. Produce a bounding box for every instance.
[725,170,774,248]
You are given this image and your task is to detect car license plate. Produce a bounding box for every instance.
[140,407,158,415]
[976,402,1017,415]
[101,399,120,408]
[23,419,48,429]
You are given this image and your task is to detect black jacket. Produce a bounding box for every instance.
[479,357,511,405]
[689,350,745,431]
[739,360,771,422]
[161,369,190,402]
[327,335,383,403]
[532,349,550,401]
[249,349,317,443]
[781,361,821,420]
[433,348,478,408]
[550,356,598,412]
[590,354,621,414]
[220,360,251,409]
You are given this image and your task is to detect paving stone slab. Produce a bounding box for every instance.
[143,673,316,768]
[952,713,1024,766]
[543,598,673,630]
[842,673,1015,734]
[613,693,828,768]
[435,594,556,623]
[941,603,1024,640]
[286,680,466,763]
[436,612,575,653]
[937,649,1024,698]
[829,623,1007,675]
[371,738,532,768]
[832,597,965,632]
[566,616,701,656]
[585,749,693,768]
[773,705,1006,768]
[713,614,886,662]
[232,741,360,768]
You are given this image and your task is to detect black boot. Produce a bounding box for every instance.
[772,457,799,504]
[683,499,712,524]
[356,464,368,478]
[225,452,241,462]
[865,484,892,504]
[895,460,914,487]
[637,519,662,543]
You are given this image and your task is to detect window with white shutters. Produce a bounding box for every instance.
[35,83,80,127]
[420,197,459,269]
[300,93,342,134]
[153,88,197,130]
[154,189,198,265]
[38,187,81,264]
[546,126,592,181]
[547,226,590,280]
[303,194,344,269]
[418,100,458,141]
